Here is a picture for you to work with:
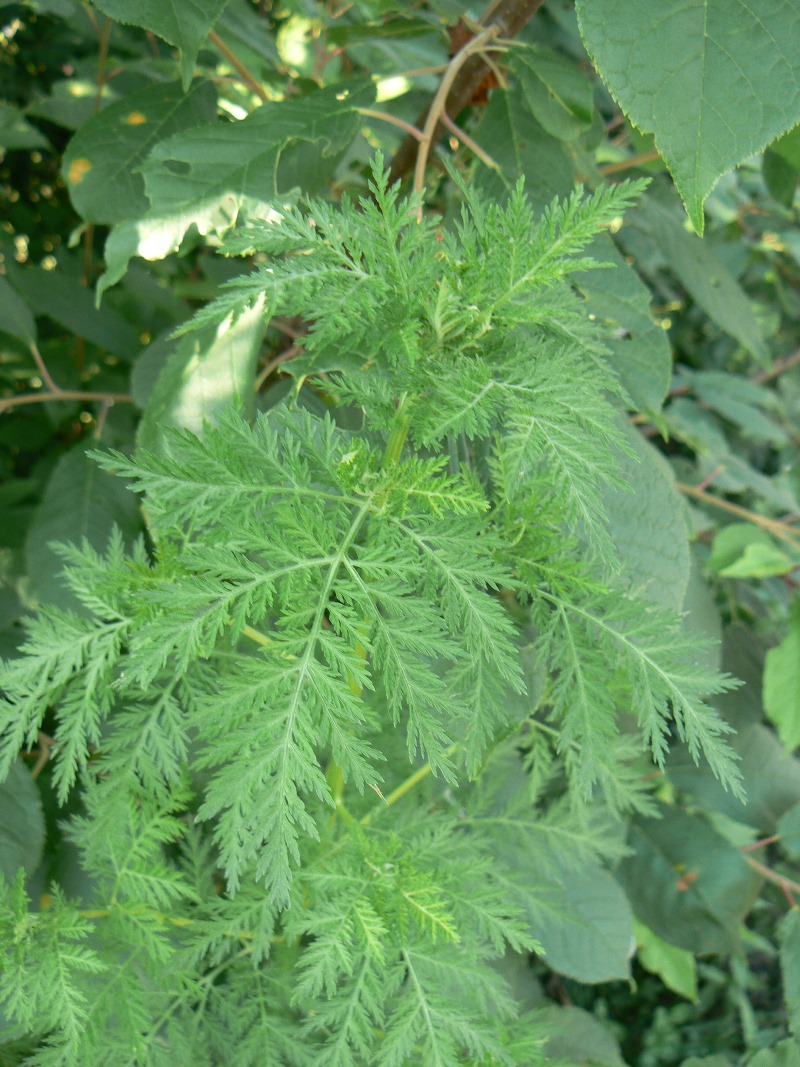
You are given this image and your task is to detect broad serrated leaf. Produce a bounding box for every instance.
[25,447,142,612]
[4,261,139,360]
[764,606,800,752]
[63,79,217,224]
[574,236,671,411]
[137,294,267,452]
[577,0,800,233]
[90,0,229,88]
[0,275,36,348]
[617,807,762,954]
[529,861,634,983]
[0,759,45,884]
[97,83,373,297]
[601,419,690,612]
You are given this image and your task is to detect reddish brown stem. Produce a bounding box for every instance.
[387,0,545,185]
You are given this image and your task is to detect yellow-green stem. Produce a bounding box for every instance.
[360,743,459,827]
[382,393,411,469]
[241,624,272,647]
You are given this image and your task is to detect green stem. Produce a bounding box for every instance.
[382,393,411,469]
[327,394,413,822]
[360,743,459,827]
[241,624,272,647]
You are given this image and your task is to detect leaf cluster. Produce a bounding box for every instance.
[0,162,744,1064]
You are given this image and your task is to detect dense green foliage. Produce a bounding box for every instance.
[1,2,800,1065]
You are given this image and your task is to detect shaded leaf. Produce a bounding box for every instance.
[531,862,634,983]
[25,447,142,612]
[577,0,800,232]
[781,908,800,1035]
[90,0,229,88]
[97,82,373,297]
[749,1039,800,1067]
[515,45,594,141]
[764,124,800,207]
[617,807,762,953]
[602,419,690,612]
[63,79,217,224]
[473,88,576,211]
[0,759,44,884]
[638,198,768,363]
[575,236,671,412]
[136,296,267,452]
[764,605,800,752]
[635,919,697,1001]
[778,803,800,860]
[540,1004,625,1066]
[5,262,139,360]
[0,275,36,348]
[0,102,49,150]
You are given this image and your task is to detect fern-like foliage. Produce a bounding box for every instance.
[0,158,742,1064]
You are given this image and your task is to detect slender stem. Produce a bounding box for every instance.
[208,29,270,104]
[440,111,499,170]
[360,743,459,828]
[745,854,800,897]
[751,347,800,385]
[598,149,662,176]
[357,108,424,141]
[241,624,272,647]
[390,64,449,79]
[676,482,800,549]
[93,17,112,113]
[382,394,411,468]
[256,344,301,390]
[29,340,59,393]
[327,397,412,823]
[412,25,500,216]
[93,397,113,438]
[741,834,780,853]
[388,0,545,184]
[0,389,132,414]
[80,906,193,927]
[30,731,54,780]
[80,17,112,295]
[1,339,131,413]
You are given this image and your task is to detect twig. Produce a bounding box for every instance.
[29,341,59,393]
[0,390,132,414]
[256,344,301,390]
[356,107,424,141]
[751,347,800,386]
[676,481,800,549]
[0,341,132,415]
[208,29,270,104]
[388,0,546,185]
[272,316,306,340]
[31,731,55,780]
[390,64,449,79]
[412,24,501,215]
[440,110,499,170]
[695,464,725,492]
[598,149,662,176]
[93,397,113,438]
[741,835,780,853]
[745,854,800,898]
[360,743,460,827]
[93,17,112,115]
